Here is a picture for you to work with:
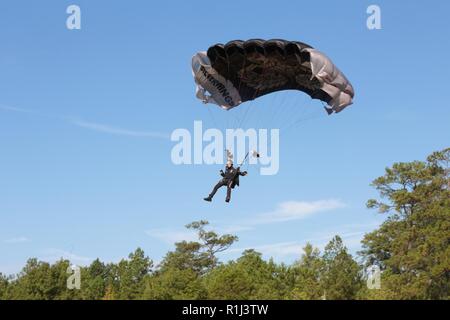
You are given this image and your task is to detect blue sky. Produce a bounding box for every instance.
[1,0,449,274]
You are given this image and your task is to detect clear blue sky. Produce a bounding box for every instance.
[1,0,449,274]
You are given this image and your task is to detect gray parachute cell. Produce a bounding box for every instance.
[192,39,354,114]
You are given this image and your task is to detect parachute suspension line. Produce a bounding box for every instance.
[286,92,317,130]
[277,96,299,130]
[271,91,286,129]
[225,108,230,133]
[271,91,294,130]
[250,94,264,129]
[206,105,219,130]
[281,96,310,131]
[237,100,252,129]
[253,85,282,132]
[290,109,323,130]
[231,100,241,129]
[275,92,303,131]
[271,92,289,129]
[227,106,245,132]
[244,154,251,173]
[228,104,243,130]
[239,151,249,167]
[251,89,262,129]
[261,91,279,130]
[237,151,251,175]
[253,96,265,132]
[291,94,311,126]
[282,100,324,133]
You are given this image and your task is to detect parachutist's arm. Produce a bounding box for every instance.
[220,170,225,177]
[236,167,247,176]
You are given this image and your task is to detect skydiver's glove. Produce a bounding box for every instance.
[242,171,248,176]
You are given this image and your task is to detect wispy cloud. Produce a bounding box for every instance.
[0,104,33,113]
[224,221,380,261]
[146,228,198,244]
[1,103,169,139]
[225,236,352,261]
[146,199,347,247]
[254,199,347,224]
[69,118,170,139]
[217,225,254,234]
[39,248,92,265]
[4,236,30,244]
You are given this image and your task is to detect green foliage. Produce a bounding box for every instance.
[5,258,80,300]
[114,248,153,300]
[361,148,450,299]
[79,259,116,300]
[205,250,285,299]
[289,243,324,300]
[0,273,10,299]
[143,268,207,299]
[321,236,363,300]
[142,221,238,299]
[158,220,238,276]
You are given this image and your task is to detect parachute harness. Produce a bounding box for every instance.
[225,150,255,173]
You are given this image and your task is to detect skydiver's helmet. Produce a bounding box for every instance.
[226,160,233,168]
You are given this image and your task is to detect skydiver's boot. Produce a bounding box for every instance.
[203,195,212,202]
[225,187,231,203]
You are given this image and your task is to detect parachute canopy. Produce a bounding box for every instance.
[192,39,354,114]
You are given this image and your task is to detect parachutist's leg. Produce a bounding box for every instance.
[206,180,226,201]
[210,181,224,198]
[225,181,233,203]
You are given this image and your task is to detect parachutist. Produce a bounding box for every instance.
[203,160,247,203]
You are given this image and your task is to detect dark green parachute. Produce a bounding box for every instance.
[192,39,354,114]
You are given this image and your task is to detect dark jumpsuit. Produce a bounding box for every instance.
[208,166,245,201]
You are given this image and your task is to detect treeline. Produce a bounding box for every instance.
[1,149,448,300]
